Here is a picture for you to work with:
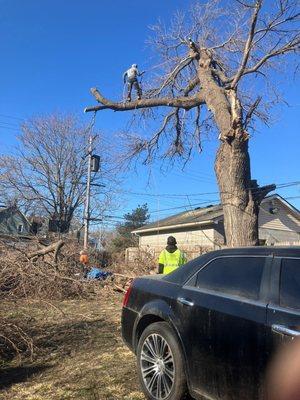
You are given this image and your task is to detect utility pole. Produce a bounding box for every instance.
[83,135,93,249]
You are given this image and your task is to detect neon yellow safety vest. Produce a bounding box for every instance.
[158,249,187,275]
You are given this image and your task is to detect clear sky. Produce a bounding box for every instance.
[1,0,299,226]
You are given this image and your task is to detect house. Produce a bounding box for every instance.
[0,206,31,236]
[28,215,48,235]
[132,194,300,257]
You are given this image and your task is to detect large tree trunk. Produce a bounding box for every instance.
[197,50,259,247]
[215,140,259,247]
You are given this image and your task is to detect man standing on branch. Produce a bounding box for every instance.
[158,236,187,275]
[123,64,144,102]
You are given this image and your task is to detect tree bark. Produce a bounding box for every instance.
[215,140,259,247]
[197,50,259,247]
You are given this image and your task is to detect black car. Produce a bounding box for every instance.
[121,247,300,400]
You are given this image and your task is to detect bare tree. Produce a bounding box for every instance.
[0,114,116,233]
[85,0,299,246]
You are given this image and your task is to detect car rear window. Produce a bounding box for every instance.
[196,256,265,300]
[280,258,300,310]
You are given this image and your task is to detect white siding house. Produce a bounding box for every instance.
[132,195,300,257]
[258,196,300,244]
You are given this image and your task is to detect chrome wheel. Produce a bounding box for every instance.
[140,333,175,400]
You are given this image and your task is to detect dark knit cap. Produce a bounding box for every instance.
[167,236,177,245]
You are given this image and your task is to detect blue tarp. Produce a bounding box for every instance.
[86,267,112,281]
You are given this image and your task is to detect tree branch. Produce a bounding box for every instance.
[183,76,200,96]
[242,37,300,76]
[85,88,205,113]
[151,56,194,96]
[244,96,262,127]
[231,0,263,88]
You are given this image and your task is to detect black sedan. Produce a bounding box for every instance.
[121,247,300,400]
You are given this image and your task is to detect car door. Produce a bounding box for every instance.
[267,257,300,348]
[172,255,272,400]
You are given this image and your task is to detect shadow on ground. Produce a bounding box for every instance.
[0,365,50,390]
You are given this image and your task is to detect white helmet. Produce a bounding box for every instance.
[132,64,138,68]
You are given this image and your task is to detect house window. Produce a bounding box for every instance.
[18,224,24,233]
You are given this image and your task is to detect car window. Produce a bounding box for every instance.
[196,256,265,300]
[280,258,300,310]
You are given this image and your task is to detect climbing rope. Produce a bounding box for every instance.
[181,109,187,133]
[123,82,127,104]
[83,111,97,140]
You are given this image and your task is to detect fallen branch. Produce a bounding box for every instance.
[113,284,127,293]
[27,240,65,261]
[113,273,135,279]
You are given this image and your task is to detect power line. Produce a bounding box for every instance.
[150,199,219,214]
[0,125,21,132]
[89,195,300,230]
[284,195,300,201]
[122,181,300,199]
[99,194,300,224]
[0,114,24,122]
[0,120,20,128]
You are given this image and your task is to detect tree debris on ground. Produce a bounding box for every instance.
[0,237,156,368]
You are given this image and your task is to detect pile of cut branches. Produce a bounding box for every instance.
[0,238,102,300]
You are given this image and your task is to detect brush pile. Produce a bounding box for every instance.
[0,236,157,363]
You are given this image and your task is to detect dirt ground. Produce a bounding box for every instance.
[0,292,145,400]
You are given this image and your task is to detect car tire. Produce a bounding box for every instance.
[136,321,187,400]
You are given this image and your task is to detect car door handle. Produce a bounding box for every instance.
[177,297,194,307]
[272,324,300,337]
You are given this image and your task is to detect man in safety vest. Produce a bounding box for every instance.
[158,236,187,274]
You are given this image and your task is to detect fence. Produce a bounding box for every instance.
[273,241,300,246]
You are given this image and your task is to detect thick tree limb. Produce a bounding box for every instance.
[85,88,205,113]
[27,240,65,262]
[251,183,276,203]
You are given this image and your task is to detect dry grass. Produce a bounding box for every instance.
[0,238,157,399]
[0,294,145,400]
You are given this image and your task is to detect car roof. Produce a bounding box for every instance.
[163,246,300,285]
[207,246,300,257]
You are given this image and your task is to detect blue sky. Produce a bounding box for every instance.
[0,0,299,225]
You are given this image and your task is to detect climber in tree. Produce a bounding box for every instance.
[123,64,144,102]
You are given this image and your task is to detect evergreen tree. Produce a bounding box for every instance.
[112,204,150,251]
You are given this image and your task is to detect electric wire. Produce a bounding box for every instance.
[98,195,300,223]
[122,181,300,199]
